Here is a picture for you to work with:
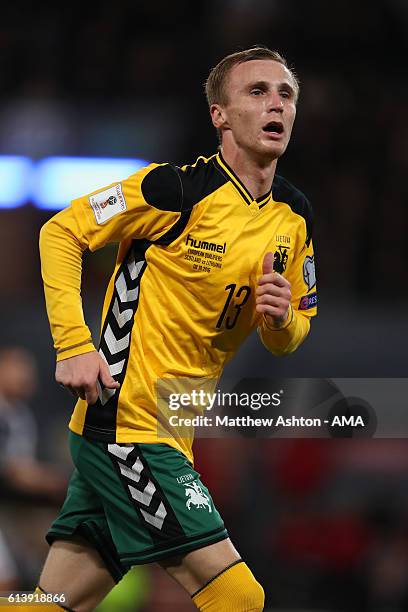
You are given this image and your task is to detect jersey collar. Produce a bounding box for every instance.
[214,152,272,208]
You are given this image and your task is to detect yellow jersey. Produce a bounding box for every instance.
[40,152,317,463]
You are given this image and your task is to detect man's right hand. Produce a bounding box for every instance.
[55,350,120,405]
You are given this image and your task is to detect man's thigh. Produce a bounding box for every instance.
[40,437,128,609]
[78,436,230,567]
[45,432,229,560]
[39,537,114,612]
[159,537,241,595]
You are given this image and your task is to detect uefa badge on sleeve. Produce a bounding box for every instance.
[303,255,316,290]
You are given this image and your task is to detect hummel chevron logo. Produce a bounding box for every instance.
[97,249,146,406]
[108,444,168,530]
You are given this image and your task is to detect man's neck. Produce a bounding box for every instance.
[220,145,278,200]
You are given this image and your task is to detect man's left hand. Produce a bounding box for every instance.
[256,252,292,327]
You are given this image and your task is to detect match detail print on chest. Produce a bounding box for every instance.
[183,232,227,275]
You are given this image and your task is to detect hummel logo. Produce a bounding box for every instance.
[186,234,226,254]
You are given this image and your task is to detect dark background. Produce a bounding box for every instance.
[0,2,408,610]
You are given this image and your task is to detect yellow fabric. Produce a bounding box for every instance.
[39,206,96,360]
[39,153,317,464]
[69,162,181,252]
[192,561,265,611]
[258,304,311,356]
[39,162,180,361]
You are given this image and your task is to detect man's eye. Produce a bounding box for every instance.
[250,89,263,96]
[280,91,291,99]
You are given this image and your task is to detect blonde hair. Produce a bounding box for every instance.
[205,46,299,107]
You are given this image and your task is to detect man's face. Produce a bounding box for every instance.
[213,60,298,161]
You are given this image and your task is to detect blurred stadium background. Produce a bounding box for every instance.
[1,1,408,610]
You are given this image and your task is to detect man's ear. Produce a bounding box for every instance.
[210,104,228,130]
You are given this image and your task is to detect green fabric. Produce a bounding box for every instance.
[46,432,227,580]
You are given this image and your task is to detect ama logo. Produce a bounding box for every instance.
[328,396,377,438]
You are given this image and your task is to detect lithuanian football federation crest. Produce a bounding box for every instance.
[274,246,289,273]
[185,481,212,513]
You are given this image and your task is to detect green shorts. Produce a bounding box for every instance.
[46,432,228,582]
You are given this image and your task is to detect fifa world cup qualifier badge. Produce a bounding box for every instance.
[89,184,127,224]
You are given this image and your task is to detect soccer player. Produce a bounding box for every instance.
[37,46,317,611]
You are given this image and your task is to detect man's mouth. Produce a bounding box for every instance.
[262,121,284,135]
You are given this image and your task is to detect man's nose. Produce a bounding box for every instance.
[267,91,284,112]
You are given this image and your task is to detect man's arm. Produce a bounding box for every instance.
[39,207,120,403]
[256,252,311,355]
[39,164,183,403]
[40,207,94,360]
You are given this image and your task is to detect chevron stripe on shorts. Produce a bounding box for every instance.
[107,442,184,541]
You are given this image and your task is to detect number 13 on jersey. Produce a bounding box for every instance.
[216,284,251,330]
